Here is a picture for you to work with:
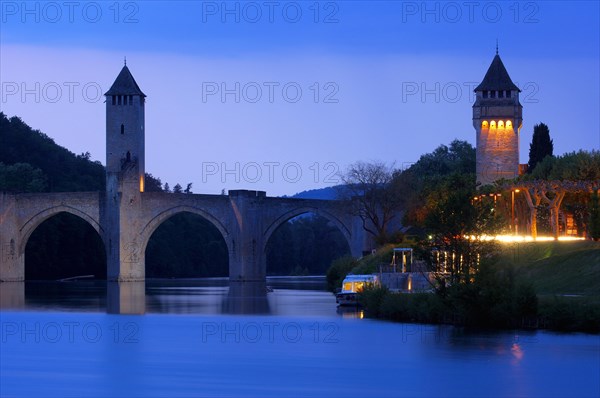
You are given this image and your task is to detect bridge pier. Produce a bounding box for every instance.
[0,193,24,282]
[107,281,145,314]
[228,190,267,281]
[105,170,146,282]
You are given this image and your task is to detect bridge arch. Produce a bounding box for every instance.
[19,205,104,255]
[140,205,232,258]
[262,206,352,256]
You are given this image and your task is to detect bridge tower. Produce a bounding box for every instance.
[104,63,147,281]
[473,50,523,187]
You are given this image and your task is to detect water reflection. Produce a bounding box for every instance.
[0,282,24,309]
[0,277,339,316]
[222,281,270,314]
[107,281,145,314]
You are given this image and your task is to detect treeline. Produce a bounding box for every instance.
[266,215,349,275]
[0,114,105,192]
[0,113,346,279]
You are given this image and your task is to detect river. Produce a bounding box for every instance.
[1,277,598,397]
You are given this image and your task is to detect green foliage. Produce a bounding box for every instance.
[326,255,357,292]
[145,213,228,277]
[351,245,395,275]
[0,162,47,192]
[529,149,600,180]
[538,296,600,333]
[527,122,554,174]
[266,214,350,277]
[358,285,389,317]
[394,140,476,227]
[359,241,600,332]
[144,173,164,192]
[359,261,542,329]
[591,192,600,241]
[499,240,600,295]
[420,172,503,285]
[26,213,106,280]
[0,113,105,192]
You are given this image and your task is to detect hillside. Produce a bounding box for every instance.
[1,113,348,279]
[290,186,338,200]
[0,113,105,192]
[498,241,600,295]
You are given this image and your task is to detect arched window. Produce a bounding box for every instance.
[482,121,489,129]
[121,124,124,135]
[490,120,496,129]
[506,120,513,129]
[498,120,504,128]
[112,96,116,105]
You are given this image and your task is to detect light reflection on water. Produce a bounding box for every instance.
[1,277,340,315]
[1,277,599,397]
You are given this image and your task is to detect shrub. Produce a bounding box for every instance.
[325,255,357,292]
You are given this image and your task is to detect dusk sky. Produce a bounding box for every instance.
[1,1,598,196]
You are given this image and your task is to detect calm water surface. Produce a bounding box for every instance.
[1,277,599,397]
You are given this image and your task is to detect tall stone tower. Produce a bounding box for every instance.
[473,51,523,187]
[104,64,147,281]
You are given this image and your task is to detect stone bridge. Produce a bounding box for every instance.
[0,64,369,283]
[0,189,366,282]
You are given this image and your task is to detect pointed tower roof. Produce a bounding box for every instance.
[474,54,520,92]
[105,65,146,97]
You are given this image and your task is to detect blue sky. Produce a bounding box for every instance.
[1,1,599,195]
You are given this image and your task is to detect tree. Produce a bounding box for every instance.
[0,162,47,192]
[394,140,476,227]
[173,183,183,193]
[526,150,600,238]
[144,173,163,192]
[163,182,171,193]
[184,183,193,194]
[423,174,502,285]
[590,191,600,241]
[337,161,399,245]
[528,122,554,173]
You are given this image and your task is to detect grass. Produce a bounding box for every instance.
[497,240,600,295]
[348,240,600,332]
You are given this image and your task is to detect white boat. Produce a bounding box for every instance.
[336,274,379,306]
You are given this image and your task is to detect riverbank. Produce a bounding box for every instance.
[346,241,600,333]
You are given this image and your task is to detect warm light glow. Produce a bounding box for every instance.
[490,120,496,128]
[139,175,145,192]
[506,120,513,129]
[482,121,489,129]
[486,235,584,243]
[463,234,585,243]
[498,120,504,128]
[515,189,520,193]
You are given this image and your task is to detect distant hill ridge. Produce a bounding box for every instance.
[289,186,339,200]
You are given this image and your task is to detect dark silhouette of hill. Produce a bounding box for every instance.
[0,112,105,192]
[1,113,347,279]
[290,186,338,200]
